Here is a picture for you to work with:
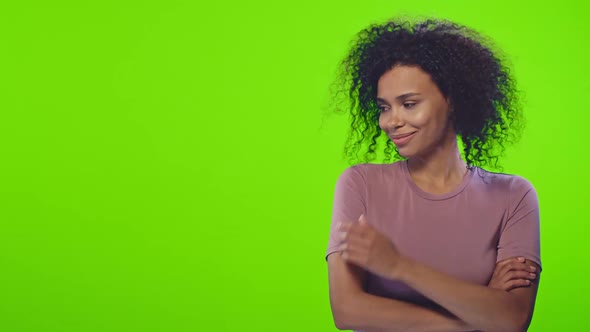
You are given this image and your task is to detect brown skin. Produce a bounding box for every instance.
[329,65,540,331]
[376,65,467,194]
[489,257,538,291]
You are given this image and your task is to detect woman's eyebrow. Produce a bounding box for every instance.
[376,92,421,104]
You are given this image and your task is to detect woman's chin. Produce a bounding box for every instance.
[396,147,413,159]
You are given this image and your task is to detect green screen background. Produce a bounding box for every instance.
[0,0,586,331]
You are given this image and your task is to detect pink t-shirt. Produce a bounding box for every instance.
[326,160,542,312]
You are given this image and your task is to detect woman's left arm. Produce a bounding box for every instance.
[395,257,540,332]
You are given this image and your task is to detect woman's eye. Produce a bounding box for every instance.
[404,102,416,109]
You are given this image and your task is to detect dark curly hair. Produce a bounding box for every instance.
[324,16,525,171]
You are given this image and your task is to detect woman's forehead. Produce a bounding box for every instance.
[377,66,436,99]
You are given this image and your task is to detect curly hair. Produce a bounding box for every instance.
[325,17,525,171]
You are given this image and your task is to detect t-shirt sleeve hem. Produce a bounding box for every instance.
[325,247,342,261]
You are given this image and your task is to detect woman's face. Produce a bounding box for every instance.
[377,65,454,159]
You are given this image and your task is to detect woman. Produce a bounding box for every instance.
[325,18,541,332]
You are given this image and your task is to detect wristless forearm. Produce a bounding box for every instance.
[338,291,473,332]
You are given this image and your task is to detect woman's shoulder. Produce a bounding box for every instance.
[336,161,404,185]
[340,161,404,178]
[472,167,536,194]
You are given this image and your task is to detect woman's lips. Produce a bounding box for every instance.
[392,132,416,146]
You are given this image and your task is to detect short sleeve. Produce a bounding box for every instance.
[496,177,542,271]
[325,165,367,260]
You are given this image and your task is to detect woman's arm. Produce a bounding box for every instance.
[338,216,540,332]
[327,253,473,332]
[395,258,540,332]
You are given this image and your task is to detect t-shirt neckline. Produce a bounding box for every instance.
[400,159,474,201]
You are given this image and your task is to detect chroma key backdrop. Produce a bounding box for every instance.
[0,1,587,331]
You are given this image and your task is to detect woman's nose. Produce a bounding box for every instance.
[385,109,404,128]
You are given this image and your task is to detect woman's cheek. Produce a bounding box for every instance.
[409,111,429,127]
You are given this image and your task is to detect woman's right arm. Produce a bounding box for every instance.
[327,252,473,332]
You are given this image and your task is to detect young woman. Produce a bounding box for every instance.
[325,18,541,332]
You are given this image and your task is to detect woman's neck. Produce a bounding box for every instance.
[406,136,467,192]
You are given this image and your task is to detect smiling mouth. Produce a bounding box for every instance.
[391,132,416,145]
[391,132,416,139]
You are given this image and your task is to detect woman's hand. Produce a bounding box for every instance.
[338,214,404,279]
[488,257,537,291]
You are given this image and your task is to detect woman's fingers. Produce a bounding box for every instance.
[495,263,537,282]
[493,258,517,277]
[502,270,537,282]
[338,221,373,246]
[338,220,377,266]
[502,279,531,291]
[496,258,536,277]
[514,270,537,279]
[489,257,538,291]
[340,239,368,265]
[497,257,525,267]
[339,236,366,250]
[498,260,522,275]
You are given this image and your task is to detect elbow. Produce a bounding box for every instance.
[510,303,534,332]
[490,322,525,332]
[503,323,530,332]
[333,319,349,331]
[331,298,361,330]
[498,311,532,332]
[331,306,354,330]
[332,315,349,330]
[482,302,531,332]
[488,292,534,332]
[514,312,533,332]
